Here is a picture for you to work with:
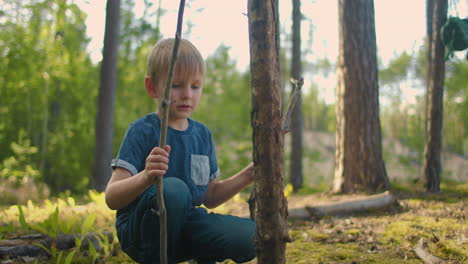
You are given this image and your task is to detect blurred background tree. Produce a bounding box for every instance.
[0,0,466,197]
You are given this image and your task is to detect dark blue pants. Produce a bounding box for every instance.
[116,177,256,264]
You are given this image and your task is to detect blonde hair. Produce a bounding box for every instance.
[147,38,205,88]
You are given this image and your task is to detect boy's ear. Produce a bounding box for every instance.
[145,76,159,99]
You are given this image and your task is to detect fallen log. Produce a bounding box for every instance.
[0,232,113,258]
[287,208,311,221]
[414,238,445,264]
[305,191,398,217]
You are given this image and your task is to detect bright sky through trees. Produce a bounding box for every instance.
[77,0,467,104]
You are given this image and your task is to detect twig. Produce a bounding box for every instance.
[282,77,304,134]
[248,77,303,221]
[153,1,185,263]
[414,238,445,264]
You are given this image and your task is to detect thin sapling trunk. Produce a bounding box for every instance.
[152,1,185,263]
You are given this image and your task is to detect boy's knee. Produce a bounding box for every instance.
[228,220,256,262]
[163,177,191,209]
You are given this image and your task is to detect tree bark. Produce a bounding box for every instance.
[424,0,434,139]
[92,0,120,192]
[248,0,288,263]
[332,0,390,193]
[290,0,303,192]
[423,0,447,193]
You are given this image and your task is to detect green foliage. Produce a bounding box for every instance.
[190,45,254,178]
[194,45,252,142]
[0,0,98,193]
[444,59,467,154]
[302,83,336,133]
[17,205,29,230]
[379,51,412,85]
[0,131,40,183]
[216,140,252,180]
[380,50,467,162]
[3,193,117,264]
[17,204,65,237]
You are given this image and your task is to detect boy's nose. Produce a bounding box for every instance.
[181,86,192,98]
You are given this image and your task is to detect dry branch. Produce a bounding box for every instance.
[0,232,113,258]
[305,191,397,217]
[248,77,304,221]
[153,1,185,264]
[282,78,304,134]
[413,238,445,264]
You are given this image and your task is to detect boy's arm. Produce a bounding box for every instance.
[105,145,170,210]
[105,168,152,210]
[203,163,254,209]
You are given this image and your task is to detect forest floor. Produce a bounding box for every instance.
[0,182,466,264]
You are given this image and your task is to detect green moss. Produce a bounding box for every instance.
[381,215,464,244]
[437,240,468,259]
[345,228,361,235]
[286,241,423,264]
[441,182,468,194]
[309,231,332,241]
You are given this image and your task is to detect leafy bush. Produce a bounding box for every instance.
[1,132,40,183]
[0,132,50,205]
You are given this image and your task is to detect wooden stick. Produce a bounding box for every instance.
[154,1,185,263]
[283,77,304,134]
[414,238,445,264]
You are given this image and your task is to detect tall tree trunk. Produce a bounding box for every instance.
[290,0,303,192]
[92,0,120,191]
[333,0,390,193]
[249,0,283,221]
[424,0,434,141]
[423,0,447,193]
[275,0,284,110]
[41,0,66,193]
[248,0,288,263]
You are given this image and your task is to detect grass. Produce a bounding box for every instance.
[0,182,466,263]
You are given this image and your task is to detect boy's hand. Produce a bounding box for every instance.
[144,145,171,184]
[244,162,255,184]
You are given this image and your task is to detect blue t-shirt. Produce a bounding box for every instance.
[111,113,220,207]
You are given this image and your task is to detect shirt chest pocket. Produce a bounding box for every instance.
[191,154,210,186]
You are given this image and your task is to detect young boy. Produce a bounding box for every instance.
[105,38,256,264]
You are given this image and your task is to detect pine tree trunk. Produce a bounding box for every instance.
[92,0,120,191]
[424,0,434,140]
[333,0,390,193]
[248,0,288,263]
[274,0,288,114]
[290,0,303,192]
[423,0,447,193]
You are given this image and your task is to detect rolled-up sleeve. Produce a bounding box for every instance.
[111,122,154,176]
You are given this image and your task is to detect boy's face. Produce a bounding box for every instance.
[163,73,203,124]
